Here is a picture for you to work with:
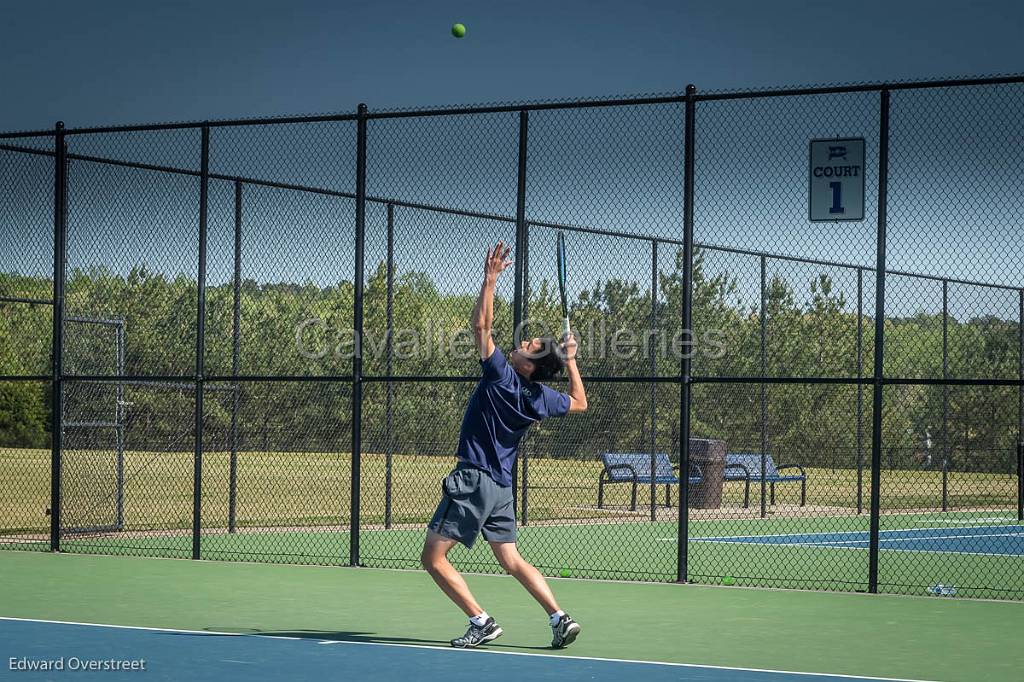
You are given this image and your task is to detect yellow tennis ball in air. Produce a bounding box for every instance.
[452,23,466,38]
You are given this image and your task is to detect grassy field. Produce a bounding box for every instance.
[2,447,1018,534]
[3,447,1021,599]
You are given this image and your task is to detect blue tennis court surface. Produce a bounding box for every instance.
[1,618,932,682]
[694,525,1024,556]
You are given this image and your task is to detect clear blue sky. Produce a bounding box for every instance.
[2,0,1022,131]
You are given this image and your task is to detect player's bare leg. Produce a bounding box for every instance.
[422,532,504,648]
[489,541,559,612]
[421,532,483,616]
[490,541,581,648]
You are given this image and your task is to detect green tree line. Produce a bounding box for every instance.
[2,248,1021,474]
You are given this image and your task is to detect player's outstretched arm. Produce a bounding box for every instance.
[471,240,512,360]
[562,334,588,413]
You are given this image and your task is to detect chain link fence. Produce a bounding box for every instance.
[2,76,1023,599]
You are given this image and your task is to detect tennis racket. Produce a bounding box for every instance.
[556,232,571,339]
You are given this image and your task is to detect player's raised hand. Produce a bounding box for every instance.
[561,333,578,361]
[484,240,513,281]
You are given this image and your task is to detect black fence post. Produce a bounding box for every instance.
[49,121,67,552]
[115,322,125,530]
[1018,289,1023,521]
[677,84,697,583]
[193,125,210,560]
[759,254,768,519]
[941,279,949,513]
[513,109,529,524]
[649,240,659,523]
[350,104,368,566]
[228,180,242,534]
[384,203,395,530]
[520,436,529,525]
[1018,441,1024,523]
[867,89,891,594]
[856,267,864,514]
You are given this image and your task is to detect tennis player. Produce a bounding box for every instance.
[421,240,588,649]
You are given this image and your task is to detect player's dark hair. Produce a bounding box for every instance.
[529,336,565,382]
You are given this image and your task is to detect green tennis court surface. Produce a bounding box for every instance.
[0,551,1020,681]
[10,511,1020,599]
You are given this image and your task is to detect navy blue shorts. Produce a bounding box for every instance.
[427,464,517,548]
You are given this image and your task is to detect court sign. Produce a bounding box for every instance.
[809,138,865,221]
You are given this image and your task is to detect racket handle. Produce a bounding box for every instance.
[562,317,571,339]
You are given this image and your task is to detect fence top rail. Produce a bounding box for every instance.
[694,73,1024,102]
[885,269,1023,293]
[65,315,125,327]
[0,112,361,139]
[370,73,1024,116]
[3,72,1023,139]
[0,295,53,307]
[0,129,57,140]
[529,219,685,247]
[0,142,55,156]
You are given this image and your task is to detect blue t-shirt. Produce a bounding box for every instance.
[456,347,571,487]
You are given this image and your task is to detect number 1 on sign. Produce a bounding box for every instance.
[829,181,845,215]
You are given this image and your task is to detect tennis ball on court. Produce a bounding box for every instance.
[559,568,571,578]
[722,575,736,586]
[452,23,466,38]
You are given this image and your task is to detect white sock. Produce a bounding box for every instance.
[549,610,565,626]
[469,612,490,627]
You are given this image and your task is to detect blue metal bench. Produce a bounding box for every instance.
[724,452,807,506]
[598,453,703,511]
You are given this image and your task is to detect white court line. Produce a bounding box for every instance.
[674,525,1023,544]
[655,526,1024,558]
[656,538,864,551]
[0,616,940,682]
[827,532,1019,544]
[916,517,1014,525]
[681,524,1024,542]
[801,532,1024,547]
[661,537,1024,558]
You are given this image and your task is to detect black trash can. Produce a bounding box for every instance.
[688,438,727,509]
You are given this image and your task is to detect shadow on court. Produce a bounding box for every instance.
[190,627,447,647]
[196,627,557,651]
